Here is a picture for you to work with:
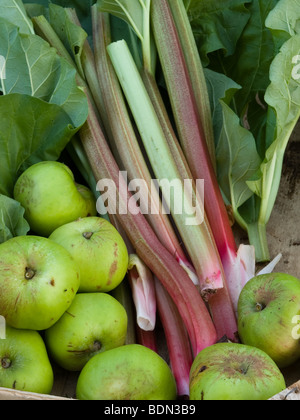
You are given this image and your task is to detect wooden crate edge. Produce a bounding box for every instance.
[269,381,300,401]
[0,387,72,401]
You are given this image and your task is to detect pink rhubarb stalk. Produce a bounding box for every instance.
[155,277,194,398]
[136,328,158,353]
[151,0,241,341]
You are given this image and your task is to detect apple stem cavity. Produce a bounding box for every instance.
[1,357,12,369]
[93,340,102,352]
[83,232,93,240]
[25,267,36,280]
[238,364,250,375]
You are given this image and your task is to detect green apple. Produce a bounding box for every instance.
[14,161,97,237]
[45,293,128,372]
[189,343,286,400]
[238,273,300,368]
[0,236,80,331]
[76,344,177,400]
[49,217,129,293]
[0,326,54,394]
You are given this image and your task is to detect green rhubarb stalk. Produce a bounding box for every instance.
[63,8,107,127]
[79,92,217,356]
[31,15,102,124]
[107,39,225,298]
[92,9,198,285]
[247,222,270,263]
[111,278,137,346]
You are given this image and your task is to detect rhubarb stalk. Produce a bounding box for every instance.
[155,278,193,398]
[128,255,157,332]
[107,39,225,297]
[167,0,216,171]
[92,9,198,285]
[151,0,256,340]
[141,68,237,342]
[79,92,217,356]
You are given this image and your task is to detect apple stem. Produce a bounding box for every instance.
[255,303,265,312]
[25,267,36,280]
[83,232,93,240]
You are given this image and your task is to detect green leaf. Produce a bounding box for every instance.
[266,0,300,47]
[0,94,78,197]
[0,0,34,35]
[204,68,241,148]
[97,0,155,74]
[187,0,252,66]
[219,0,278,116]
[247,35,300,223]
[216,101,262,225]
[23,0,95,37]
[110,16,143,71]
[0,195,30,244]
[49,4,88,78]
[0,18,88,128]
[97,0,144,40]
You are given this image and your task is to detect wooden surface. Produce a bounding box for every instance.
[270,381,300,401]
[266,122,300,279]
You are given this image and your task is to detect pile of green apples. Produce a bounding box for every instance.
[0,162,177,400]
[1,161,300,401]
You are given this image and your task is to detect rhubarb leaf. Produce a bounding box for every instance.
[0,195,30,243]
[247,35,300,224]
[23,0,94,37]
[266,0,300,47]
[49,3,88,78]
[0,94,78,197]
[97,0,145,39]
[220,0,278,116]
[0,0,34,35]
[204,68,241,148]
[186,0,252,66]
[97,0,155,74]
[0,18,88,128]
[217,101,262,221]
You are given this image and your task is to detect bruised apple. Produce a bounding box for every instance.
[14,161,97,237]
[0,236,80,331]
[76,344,177,400]
[189,343,286,400]
[45,293,128,371]
[49,217,129,293]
